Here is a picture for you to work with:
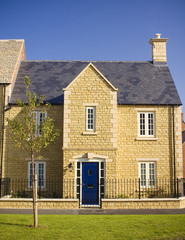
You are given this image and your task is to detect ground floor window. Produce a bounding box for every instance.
[28,162,46,188]
[139,162,155,187]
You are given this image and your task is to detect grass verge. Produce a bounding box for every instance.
[0,214,185,240]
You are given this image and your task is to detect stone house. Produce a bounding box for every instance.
[182,113,185,195]
[182,114,185,179]
[0,34,183,207]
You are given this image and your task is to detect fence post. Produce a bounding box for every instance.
[174,178,177,197]
[100,182,102,209]
[39,178,41,199]
[177,178,179,198]
[79,179,81,208]
[139,178,141,199]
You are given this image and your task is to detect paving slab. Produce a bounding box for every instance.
[0,208,185,215]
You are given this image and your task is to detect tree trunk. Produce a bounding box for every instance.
[31,153,38,227]
[34,174,38,227]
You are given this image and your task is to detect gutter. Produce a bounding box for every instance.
[1,84,7,178]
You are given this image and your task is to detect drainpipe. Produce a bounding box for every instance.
[1,84,6,178]
[172,105,176,196]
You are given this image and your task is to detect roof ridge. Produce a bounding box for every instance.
[0,39,25,42]
[21,60,151,63]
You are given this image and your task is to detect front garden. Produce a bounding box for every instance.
[0,214,185,239]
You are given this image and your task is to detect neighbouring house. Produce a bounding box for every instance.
[182,113,185,195]
[182,114,185,178]
[0,34,183,207]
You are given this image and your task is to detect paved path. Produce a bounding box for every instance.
[0,208,185,215]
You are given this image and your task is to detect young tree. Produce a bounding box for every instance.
[7,76,59,227]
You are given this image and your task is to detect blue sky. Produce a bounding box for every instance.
[1,0,185,113]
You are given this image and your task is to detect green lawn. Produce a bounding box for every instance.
[0,214,185,240]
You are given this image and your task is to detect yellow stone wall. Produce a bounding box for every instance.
[1,198,185,209]
[174,106,183,178]
[151,41,167,62]
[117,105,174,179]
[63,64,117,149]
[117,104,182,179]
[63,64,118,181]
[102,198,182,209]
[0,85,3,175]
[0,199,79,209]
[3,105,63,180]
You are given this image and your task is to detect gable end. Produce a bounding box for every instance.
[63,63,118,92]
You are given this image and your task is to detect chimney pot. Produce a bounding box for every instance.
[156,33,161,39]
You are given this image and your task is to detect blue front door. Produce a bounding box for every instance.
[82,162,99,205]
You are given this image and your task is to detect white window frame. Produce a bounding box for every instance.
[75,159,105,207]
[139,162,156,188]
[86,107,95,131]
[138,112,155,137]
[32,111,47,136]
[28,161,46,188]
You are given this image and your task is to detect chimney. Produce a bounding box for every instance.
[149,33,168,62]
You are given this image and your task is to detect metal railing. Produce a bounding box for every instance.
[0,178,182,199]
[104,178,180,199]
[0,178,75,199]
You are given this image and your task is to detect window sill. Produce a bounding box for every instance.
[82,131,98,135]
[140,186,156,189]
[26,187,46,190]
[136,137,158,141]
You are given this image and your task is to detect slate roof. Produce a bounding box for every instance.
[10,60,182,105]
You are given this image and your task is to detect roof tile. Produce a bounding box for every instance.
[10,61,181,105]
